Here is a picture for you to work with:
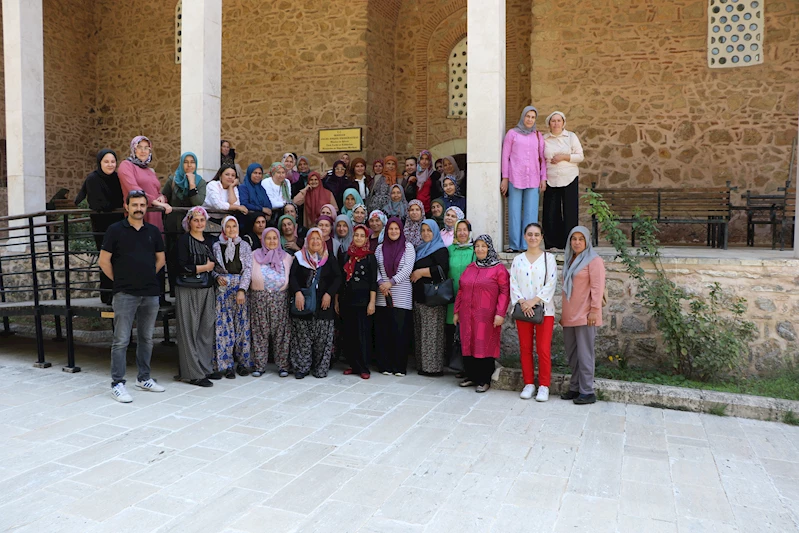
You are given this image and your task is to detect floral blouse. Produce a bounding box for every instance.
[509,251,558,317]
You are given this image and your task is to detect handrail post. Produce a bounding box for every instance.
[62,213,79,373]
[45,213,64,342]
[0,244,13,337]
[29,216,50,368]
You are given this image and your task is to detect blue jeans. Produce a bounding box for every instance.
[111,292,159,386]
[508,182,540,251]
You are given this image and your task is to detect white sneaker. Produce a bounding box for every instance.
[135,379,165,393]
[535,385,550,402]
[111,383,133,403]
[520,384,535,400]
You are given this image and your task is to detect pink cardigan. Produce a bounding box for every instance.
[561,257,605,327]
[118,160,164,233]
[250,254,293,292]
[501,129,547,189]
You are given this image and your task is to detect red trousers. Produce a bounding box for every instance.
[517,316,555,386]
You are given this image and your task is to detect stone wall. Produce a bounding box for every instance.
[499,251,799,377]
[529,0,799,239]
[366,0,401,162]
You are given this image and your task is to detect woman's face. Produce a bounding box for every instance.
[221,168,237,187]
[443,179,456,196]
[317,220,332,238]
[353,208,367,224]
[224,219,239,239]
[523,110,537,129]
[387,222,401,241]
[308,174,320,188]
[475,240,488,260]
[369,217,384,234]
[135,140,151,161]
[336,220,349,237]
[443,158,454,175]
[571,232,587,255]
[283,204,297,218]
[190,214,206,233]
[456,223,470,244]
[384,159,396,172]
[435,160,443,173]
[298,159,309,173]
[183,155,196,174]
[354,162,365,177]
[431,203,443,218]
[420,153,431,170]
[307,232,323,253]
[221,142,230,156]
[344,194,356,210]
[334,164,346,177]
[321,206,333,218]
[373,162,383,175]
[525,225,543,249]
[100,153,117,175]
[272,166,286,182]
[253,216,267,235]
[264,231,279,250]
[250,167,263,184]
[390,187,402,202]
[421,224,434,242]
[409,204,423,221]
[284,155,295,169]
[281,218,295,236]
[549,114,565,134]
[444,209,458,228]
[353,228,368,247]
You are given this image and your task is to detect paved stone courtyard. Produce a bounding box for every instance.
[1,337,799,533]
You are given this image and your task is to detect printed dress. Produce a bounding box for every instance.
[213,241,253,372]
[250,257,293,373]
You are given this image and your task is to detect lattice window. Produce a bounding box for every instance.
[708,0,763,68]
[448,37,467,118]
[175,1,183,64]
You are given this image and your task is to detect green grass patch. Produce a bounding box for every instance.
[783,411,799,426]
[706,404,728,417]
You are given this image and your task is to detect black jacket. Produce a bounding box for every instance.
[289,257,342,320]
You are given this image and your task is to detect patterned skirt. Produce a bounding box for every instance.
[250,289,291,372]
[214,273,252,371]
[176,286,215,380]
[290,317,335,378]
[413,303,446,374]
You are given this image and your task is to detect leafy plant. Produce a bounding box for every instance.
[784,411,799,426]
[706,404,728,417]
[586,190,756,382]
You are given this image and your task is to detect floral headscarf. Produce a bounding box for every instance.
[368,210,387,244]
[296,227,329,270]
[404,199,425,247]
[127,136,152,168]
[474,234,501,268]
[181,206,209,232]
[343,225,374,282]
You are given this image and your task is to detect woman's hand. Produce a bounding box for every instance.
[202,259,215,273]
[236,289,246,305]
[410,269,424,283]
[263,207,272,217]
[334,296,340,316]
[551,153,570,164]
[321,293,331,310]
[238,205,249,215]
[286,242,300,252]
[294,291,305,311]
[500,178,509,197]
[379,282,392,297]
[217,276,228,287]
[453,313,459,326]
[493,315,504,328]
[587,311,600,327]
[539,181,547,193]
[367,302,376,316]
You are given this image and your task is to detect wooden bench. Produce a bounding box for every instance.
[780,186,796,251]
[591,182,735,249]
[742,189,785,248]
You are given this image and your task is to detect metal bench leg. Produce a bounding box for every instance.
[62,313,80,373]
[0,317,13,337]
[32,311,51,369]
[161,315,176,347]
[722,222,729,250]
[53,315,64,342]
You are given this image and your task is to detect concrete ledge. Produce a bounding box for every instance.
[492,365,799,422]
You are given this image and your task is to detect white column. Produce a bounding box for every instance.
[181,0,222,181]
[3,0,45,218]
[466,0,506,249]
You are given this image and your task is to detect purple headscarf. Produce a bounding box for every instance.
[253,227,288,269]
[181,206,208,232]
[128,135,153,168]
[381,217,407,279]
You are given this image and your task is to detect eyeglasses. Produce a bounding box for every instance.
[135,145,151,152]
[128,189,147,197]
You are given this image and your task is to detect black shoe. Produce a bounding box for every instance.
[189,378,213,387]
[560,390,580,400]
[573,393,597,405]
[225,368,236,379]
[295,372,307,379]
[236,365,250,377]
[207,372,223,380]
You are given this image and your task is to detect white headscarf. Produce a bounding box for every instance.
[218,215,242,264]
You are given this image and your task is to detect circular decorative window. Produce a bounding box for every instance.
[448,37,467,118]
[707,0,763,68]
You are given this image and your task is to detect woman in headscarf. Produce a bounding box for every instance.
[174,206,218,387]
[383,184,408,222]
[351,204,368,226]
[316,214,335,256]
[324,159,350,207]
[543,111,585,250]
[212,216,253,379]
[346,157,372,202]
[340,188,365,220]
[220,140,243,179]
[446,219,475,376]
[289,228,342,378]
[77,149,124,304]
[243,214,268,251]
[368,156,398,212]
[501,105,547,252]
[367,210,387,252]
[439,176,466,214]
[320,204,337,219]
[293,171,337,228]
[282,153,300,184]
[440,156,466,193]
[278,214,304,253]
[410,219,450,376]
[375,217,416,376]
[336,224,378,379]
[282,202,307,239]
[440,206,464,247]
[453,234,510,393]
[510,223,558,402]
[404,150,441,215]
[262,162,292,223]
[204,164,249,221]
[250,227,295,378]
[560,226,605,405]
[118,135,172,233]
[404,199,425,247]
[430,198,447,230]
[332,214,354,266]
[291,156,312,223]
[238,163,273,226]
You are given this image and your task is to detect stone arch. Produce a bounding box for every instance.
[430,138,466,161]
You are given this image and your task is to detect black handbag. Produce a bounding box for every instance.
[175,271,213,289]
[512,251,547,324]
[291,269,320,317]
[423,265,455,306]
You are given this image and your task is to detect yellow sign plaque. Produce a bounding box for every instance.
[318,128,362,153]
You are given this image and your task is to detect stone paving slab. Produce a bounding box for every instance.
[2,337,799,532]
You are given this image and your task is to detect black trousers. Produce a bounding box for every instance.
[376,306,411,374]
[463,356,495,386]
[342,304,372,374]
[543,177,580,250]
[91,213,123,304]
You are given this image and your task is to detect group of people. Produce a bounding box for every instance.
[84,104,601,406]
